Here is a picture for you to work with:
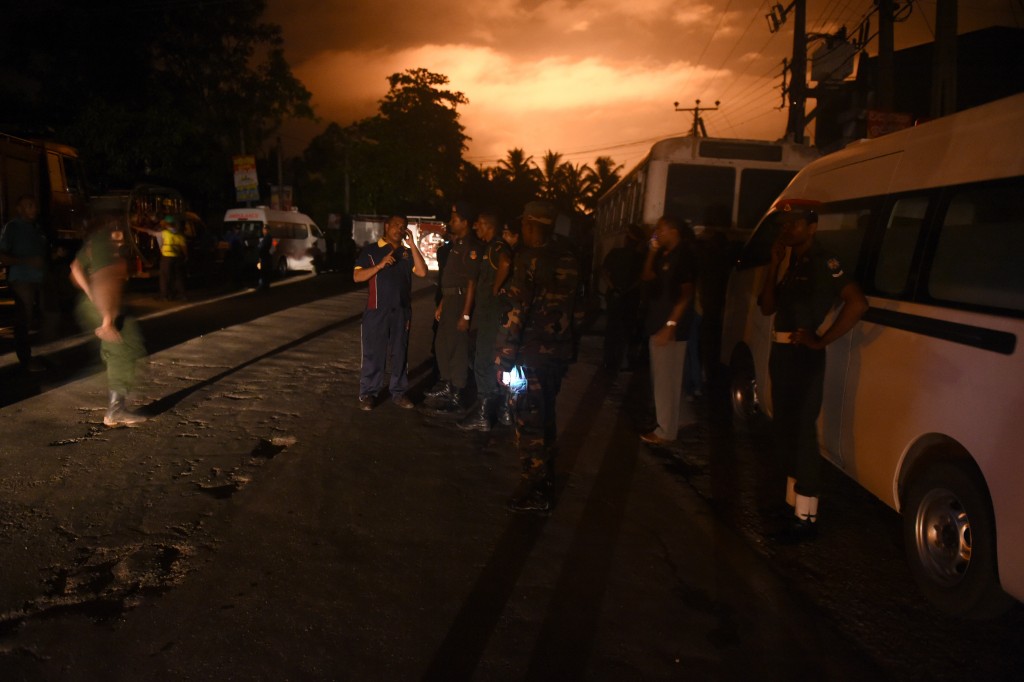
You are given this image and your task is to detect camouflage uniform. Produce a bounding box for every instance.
[495,234,581,489]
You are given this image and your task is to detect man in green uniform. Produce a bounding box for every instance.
[459,210,513,431]
[424,200,481,413]
[70,217,148,427]
[496,201,581,513]
[758,199,868,542]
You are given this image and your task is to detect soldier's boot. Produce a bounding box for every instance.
[433,386,463,414]
[774,494,819,544]
[506,475,552,514]
[104,391,147,427]
[457,396,494,431]
[424,380,450,400]
[496,391,514,427]
[423,381,454,409]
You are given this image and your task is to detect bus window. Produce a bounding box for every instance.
[738,168,798,231]
[47,152,65,191]
[928,179,1024,314]
[665,164,734,227]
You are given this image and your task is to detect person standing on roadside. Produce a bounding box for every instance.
[353,214,427,410]
[600,223,646,372]
[758,199,868,543]
[423,200,480,414]
[257,225,275,291]
[70,216,148,427]
[459,210,512,431]
[0,195,57,372]
[496,200,580,514]
[159,215,188,300]
[639,215,697,447]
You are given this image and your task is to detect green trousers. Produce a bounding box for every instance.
[75,297,147,394]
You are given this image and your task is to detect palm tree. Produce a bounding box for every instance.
[583,156,624,213]
[495,148,538,186]
[558,162,598,215]
[539,150,565,200]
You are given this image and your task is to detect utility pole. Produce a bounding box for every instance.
[673,99,720,137]
[876,0,896,111]
[931,0,957,118]
[767,1,808,143]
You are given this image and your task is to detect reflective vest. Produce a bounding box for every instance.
[160,229,186,258]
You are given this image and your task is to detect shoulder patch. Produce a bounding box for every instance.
[470,250,478,260]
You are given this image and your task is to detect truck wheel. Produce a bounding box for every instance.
[902,461,1013,619]
[729,346,762,432]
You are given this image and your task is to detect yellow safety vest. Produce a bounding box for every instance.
[161,229,186,257]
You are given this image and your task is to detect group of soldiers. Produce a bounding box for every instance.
[354,199,581,514]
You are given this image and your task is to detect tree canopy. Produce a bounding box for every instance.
[0,0,313,212]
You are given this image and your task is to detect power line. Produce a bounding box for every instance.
[704,0,770,96]
[676,0,739,100]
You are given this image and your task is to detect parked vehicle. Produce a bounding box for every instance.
[91,185,197,280]
[594,136,819,291]
[222,206,325,275]
[0,133,88,287]
[721,93,1024,618]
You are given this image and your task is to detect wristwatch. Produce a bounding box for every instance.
[463,314,471,321]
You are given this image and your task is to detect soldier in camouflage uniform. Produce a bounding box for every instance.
[495,201,580,513]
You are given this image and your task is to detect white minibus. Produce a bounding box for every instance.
[721,93,1024,618]
[223,206,326,275]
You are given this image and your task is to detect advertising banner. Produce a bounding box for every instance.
[233,155,259,202]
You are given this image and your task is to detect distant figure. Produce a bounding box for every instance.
[353,215,427,410]
[257,225,275,291]
[158,215,188,300]
[600,224,645,371]
[70,217,148,427]
[0,195,57,372]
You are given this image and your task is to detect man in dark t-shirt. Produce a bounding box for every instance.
[353,215,428,410]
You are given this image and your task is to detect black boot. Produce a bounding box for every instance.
[104,391,146,427]
[423,381,454,408]
[457,397,493,432]
[496,393,514,427]
[506,477,552,514]
[424,380,451,400]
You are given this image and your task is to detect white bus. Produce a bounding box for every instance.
[722,93,1024,618]
[594,136,820,273]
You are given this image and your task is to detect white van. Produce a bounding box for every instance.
[223,206,326,274]
[721,93,1024,618]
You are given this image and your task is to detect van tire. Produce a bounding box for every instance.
[277,258,288,276]
[902,461,1013,619]
[729,345,762,433]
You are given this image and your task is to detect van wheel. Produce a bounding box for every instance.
[902,461,1012,619]
[277,258,288,276]
[729,346,762,432]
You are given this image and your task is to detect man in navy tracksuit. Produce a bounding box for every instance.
[353,215,428,410]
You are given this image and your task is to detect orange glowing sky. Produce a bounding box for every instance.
[268,0,1022,171]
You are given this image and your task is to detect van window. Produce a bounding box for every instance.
[928,179,1024,314]
[815,206,870,274]
[874,196,928,296]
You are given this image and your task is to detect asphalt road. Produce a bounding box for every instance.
[0,273,1022,680]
